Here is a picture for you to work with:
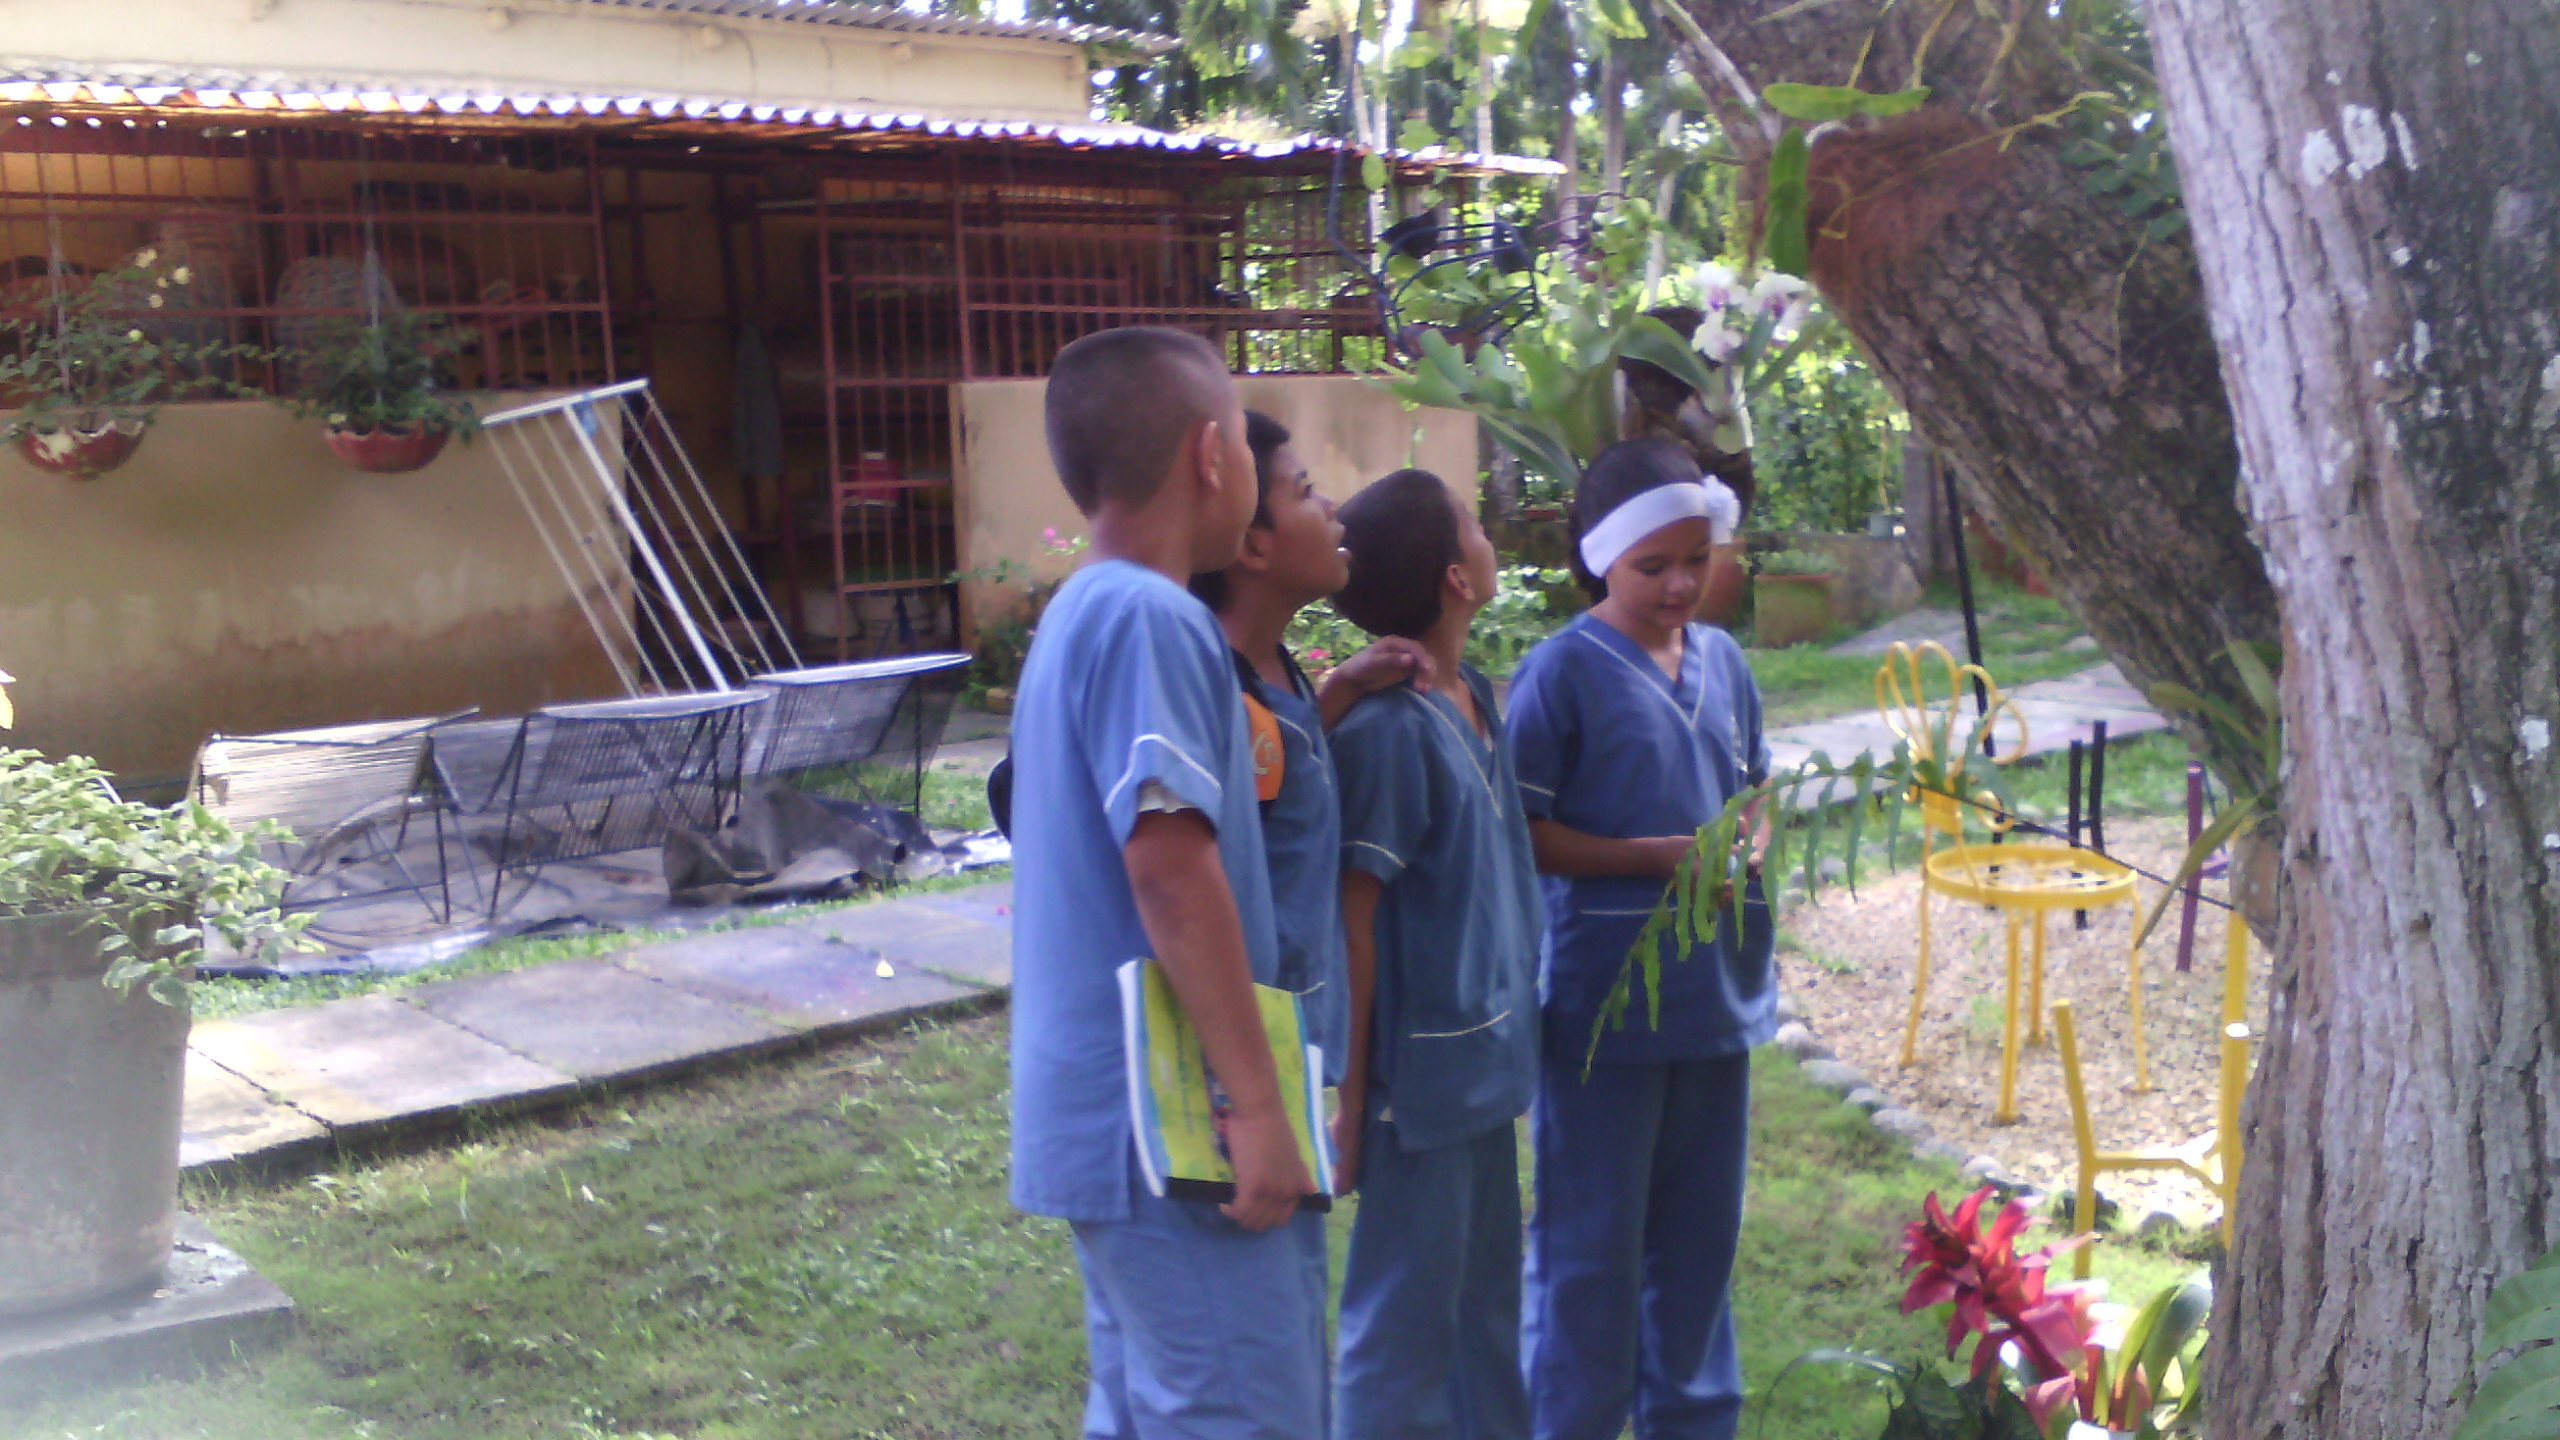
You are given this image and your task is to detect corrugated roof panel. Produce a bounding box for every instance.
[0,63,1564,178]
[558,0,1176,54]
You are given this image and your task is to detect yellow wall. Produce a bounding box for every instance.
[0,398,625,787]
[952,375,1479,632]
[14,0,1097,124]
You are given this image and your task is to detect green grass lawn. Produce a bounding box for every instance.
[9,1012,2204,1440]
[1748,581,2099,728]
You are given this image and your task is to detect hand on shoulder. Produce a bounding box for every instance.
[1316,638,1433,729]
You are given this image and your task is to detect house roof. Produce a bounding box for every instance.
[0,63,1565,179]
[549,0,1178,56]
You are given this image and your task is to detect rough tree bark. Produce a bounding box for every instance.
[1665,0,2282,799]
[2146,2,2560,1434]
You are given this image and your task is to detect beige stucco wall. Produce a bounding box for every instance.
[952,375,1479,634]
[0,398,625,787]
[15,0,1096,124]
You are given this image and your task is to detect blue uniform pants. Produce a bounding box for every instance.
[1522,1053,1751,1440]
[1336,1115,1529,1440]
[1074,1181,1330,1440]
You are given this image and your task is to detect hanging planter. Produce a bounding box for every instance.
[324,423,450,474]
[0,251,264,482]
[277,308,479,474]
[11,414,148,480]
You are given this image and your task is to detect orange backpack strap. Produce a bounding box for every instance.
[1241,692,1286,803]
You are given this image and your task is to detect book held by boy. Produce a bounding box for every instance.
[1117,958,1336,1211]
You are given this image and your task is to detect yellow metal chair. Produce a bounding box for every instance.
[2053,912,2255,1278]
[1878,642,2152,1122]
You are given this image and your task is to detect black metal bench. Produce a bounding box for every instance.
[744,651,971,812]
[427,690,773,921]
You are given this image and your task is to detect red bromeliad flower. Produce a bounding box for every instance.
[1900,1187,2100,1426]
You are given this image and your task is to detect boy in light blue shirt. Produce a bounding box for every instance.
[1009,327,1325,1439]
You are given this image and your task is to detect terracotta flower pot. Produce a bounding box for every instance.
[1752,573,1837,649]
[1701,541,1749,627]
[12,418,146,480]
[325,424,450,474]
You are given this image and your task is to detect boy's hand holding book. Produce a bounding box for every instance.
[1222,1101,1316,1229]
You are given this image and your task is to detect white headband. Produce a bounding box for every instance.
[1578,480,1740,576]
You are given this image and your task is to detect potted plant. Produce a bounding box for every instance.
[0,698,299,1318]
[0,257,260,480]
[280,309,479,474]
[1774,1188,2208,1439]
[1752,548,1840,648]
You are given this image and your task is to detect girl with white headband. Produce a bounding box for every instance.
[1503,436,1773,1440]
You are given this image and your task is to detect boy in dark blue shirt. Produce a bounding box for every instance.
[1009,328,1323,1439]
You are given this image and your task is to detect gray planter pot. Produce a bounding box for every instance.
[0,909,188,1319]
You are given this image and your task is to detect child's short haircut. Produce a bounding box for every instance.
[1571,437,1707,602]
[1045,327,1232,514]
[1187,410,1292,612]
[1335,468,1460,640]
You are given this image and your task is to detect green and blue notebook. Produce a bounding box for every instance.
[1117,958,1336,1211]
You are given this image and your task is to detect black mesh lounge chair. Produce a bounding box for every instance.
[745,652,969,814]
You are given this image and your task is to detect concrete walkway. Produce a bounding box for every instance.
[181,882,1014,1172]
[180,666,2168,1174]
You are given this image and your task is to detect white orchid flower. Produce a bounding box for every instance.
[1749,270,1806,315]
[133,248,157,268]
[1692,321,1746,363]
[1694,261,1742,313]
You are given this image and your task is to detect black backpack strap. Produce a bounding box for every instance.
[986,753,1015,840]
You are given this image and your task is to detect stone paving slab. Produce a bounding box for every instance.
[190,995,576,1130]
[404,959,794,1084]
[906,880,1014,925]
[806,899,1014,989]
[178,1050,325,1170]
[613,926,979,1034]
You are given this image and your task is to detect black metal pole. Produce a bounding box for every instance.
[1940,461,1992,754]
[2088,719,2110,862]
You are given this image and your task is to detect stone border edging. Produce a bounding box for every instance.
[1768,992,2039,1203]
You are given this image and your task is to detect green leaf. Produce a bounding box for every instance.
[2133,797,2260,949]
[2455,1343,2560,1440]
[2484,1266,2560,1360]
[1763,82,1930,122]
[1840,757,1873,892]
[2120,1273,2213,1406]
[2226,640,2280,722]
[1589,0,1647,40]
[1397,116,1442,151]
[1755,0,1860,21]
[1360,153,1389,191]
[1617,315,1724,395]
[1763,128,1812,278]
[2143,210,2189,242]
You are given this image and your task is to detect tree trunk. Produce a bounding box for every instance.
[1899,431,1952,585]
[2145,2,2560,1434]
[1666,1,2282,797]
[1600,44,1627,212]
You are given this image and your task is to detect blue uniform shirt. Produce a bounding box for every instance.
[1332,665,1544,1153]
[1244,654,1352,1087]
[1009,560,1280,1222]
[1506,613,1778,1065]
